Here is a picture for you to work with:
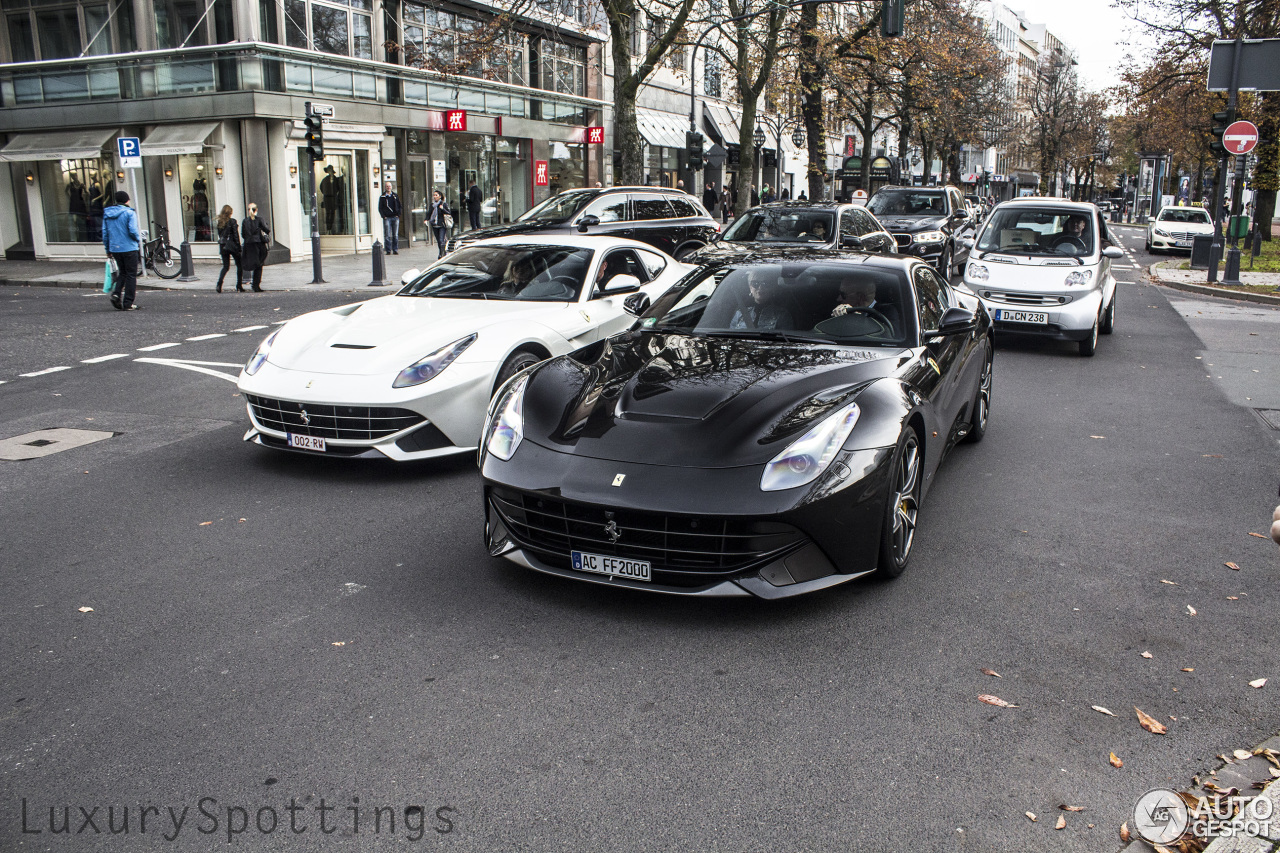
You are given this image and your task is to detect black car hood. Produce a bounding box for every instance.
[684,243,843,264]
[522,332,912,468]
[874,215,948,233]
[456,220,565,242]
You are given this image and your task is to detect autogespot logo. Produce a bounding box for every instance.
[1133,789,1190,844]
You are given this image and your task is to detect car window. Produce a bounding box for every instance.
[722,209,834,243]
[583,195,629,223]
[841,210,862,238]
[1158,208,1212,224]
[867,190,947,216]
[856,209,881,235]
[592,249,647,294]
[667,196,700,218]
[636,249,667,279]
[912,265,944,332]
[976,207,1096,256]
[632,195,676,221]
[399,245,593,302]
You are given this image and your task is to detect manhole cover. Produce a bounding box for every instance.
[0,428,114,460]
[1255,409,1280,430]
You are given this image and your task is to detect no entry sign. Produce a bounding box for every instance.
[1224,120,1259,155]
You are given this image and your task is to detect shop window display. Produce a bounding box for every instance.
[548,142,585,195]
[38,158,114,243]
[177,153,215,242]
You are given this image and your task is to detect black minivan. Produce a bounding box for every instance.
[448,187,720,259]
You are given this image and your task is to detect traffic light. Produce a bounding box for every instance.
[1209,109,1234,158]
[304,113,324,161]
[686,130,704,171]
[880,0,904,37]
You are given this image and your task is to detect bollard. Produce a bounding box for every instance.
[368,240,389,287]
[176,240,198,282]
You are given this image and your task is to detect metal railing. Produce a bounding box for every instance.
[0,41,609,119]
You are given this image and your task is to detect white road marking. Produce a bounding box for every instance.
[0,380,6,385]
[137,342,181,351]
[186,333,227,341]
[19,366,73,377]
[81,353,130,364]
[272,320,288,325]
[233,325,268,332]
[134,358,240,383]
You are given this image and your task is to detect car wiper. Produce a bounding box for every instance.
[701,329,826,344]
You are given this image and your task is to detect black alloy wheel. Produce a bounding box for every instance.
[937,245,953,280]
[1079,316,1099,356]
[1100,293,1116,334]
[963,344,992,444]
[493,349,542,396]
[674,244,703,261]
[877,427,921,579]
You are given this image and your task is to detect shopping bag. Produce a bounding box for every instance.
[103,259,115,294]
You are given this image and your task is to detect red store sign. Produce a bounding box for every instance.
[585,126,605,144]
[445,110,467,132]
[534,160,549,186]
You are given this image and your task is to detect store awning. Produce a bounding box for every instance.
[702,102,743,146]
[1010,171,1040,185]
[141,122,220,156]
[288,121,388,145]
[0,128,117,162]
[635,108,689,150]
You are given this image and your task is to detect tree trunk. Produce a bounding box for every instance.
[1253,91,1279,242]
[735,97,759,216]
[798,0,827,201]
[920,133,933,186]
[860,88,874,190]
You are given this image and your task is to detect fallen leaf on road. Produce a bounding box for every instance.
[1090,435,1105,439]
[1141,651,1153,659]
[1153,845,1176,853]
[1092,705,1116,716]
[1136,707,1168,735]
[1182,668,1194,672]
[1187,605,1197,616]
[981,668,1001,678]
[1271,768,1280,778]
[331,641,346,647]
[1249,532,1267,539]
[1202,454,1223,458]
[1110,752,1124,768]
[1059,805,1085,812]
[1055,815,1066,830]
[1249,678,1267,688]
[238,518,246,523]
[1225,562,1240,571]
[979,694,1017,707]
[1120,821,1130,841]
[1025,811,1037,822]
[77,606,93,613]
[1234,749,1252,760]
[1228,597,1239,600]
[199,521,213,526]
[1161,579,1178,585]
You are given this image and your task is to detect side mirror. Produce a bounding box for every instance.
[623,292,651,316]
[400,268,421,285]
[935,306,978,336]
[840,235,863,249]
[958,235,975,249]
[576,214,600,233]
[599,273,642,296]
[1102,246,1124,259]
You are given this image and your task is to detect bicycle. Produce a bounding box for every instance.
[141,222,181,279]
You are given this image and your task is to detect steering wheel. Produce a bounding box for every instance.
[826,306,893,337]
[1054,235,1087,253]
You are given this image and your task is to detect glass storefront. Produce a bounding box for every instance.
[176,151,215,242]
[38,157,114,242]
[297,148,372,239]
[548,141,585,195]
[494,137,528,225]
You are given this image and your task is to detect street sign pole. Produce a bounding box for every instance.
[1223,152,1248,284]
[1208,37,1242,283]
[128,169,145,278]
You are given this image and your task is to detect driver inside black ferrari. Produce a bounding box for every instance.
[830,276,900,336]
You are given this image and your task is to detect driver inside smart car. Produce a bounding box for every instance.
[1050,215,1090,250]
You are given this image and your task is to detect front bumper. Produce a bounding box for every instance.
[975,288,1103,338]
[894,237,946,262]
[481,439,895,599]
[1149,232,1198,252]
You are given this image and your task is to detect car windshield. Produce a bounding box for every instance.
[515,191,595,223]
[867,190,946,216]
[399,245,593,301]
[640,262,912,346]
[1157,208,1211,224]
[976,207,1096,257]
[720,210,836,243]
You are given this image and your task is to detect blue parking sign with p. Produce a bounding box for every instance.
[117,136,141,169]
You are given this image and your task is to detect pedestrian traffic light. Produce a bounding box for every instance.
[1209,109,1234,158]
[880,0,904,37]
[686,131,704,171]
[304,114,324,161]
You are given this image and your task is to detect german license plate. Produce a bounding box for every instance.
[1174,239,1192,248]
[995,309,1048,324]
[571,550,651,582]
[287,433,326,452]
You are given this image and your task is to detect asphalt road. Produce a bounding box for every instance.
[1,240,1278,852]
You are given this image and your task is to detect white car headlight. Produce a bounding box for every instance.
[1064,270,1093,287]
[244,329,280,376]
[1153,227,1169,237]
[392,334,476,388]
[761,400,861,492]
[914,230,946,244]
[967,262,989,282]
[484,373,530,461]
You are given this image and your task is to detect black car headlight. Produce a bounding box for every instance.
[392,334,476,388]
[483,373,530,461]
[760,400,861,491]
[244,329,280,376]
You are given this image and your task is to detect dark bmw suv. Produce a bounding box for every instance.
[866,185,976,279]
[687,201,897,263]
[448,187,720,259]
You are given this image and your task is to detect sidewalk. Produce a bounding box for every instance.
[0,244,444,293]
[1148,260,1280,306]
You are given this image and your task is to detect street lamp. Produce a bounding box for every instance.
[756,112,802,199]
[753,126,766,149]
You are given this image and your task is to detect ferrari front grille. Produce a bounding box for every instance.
[489,488,806,576]
[246,395,422,441]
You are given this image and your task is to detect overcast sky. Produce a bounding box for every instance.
[1011,0,1156,92]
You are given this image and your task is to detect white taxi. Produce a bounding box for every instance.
[1146,205,1215,252]
[961,199,1123,356]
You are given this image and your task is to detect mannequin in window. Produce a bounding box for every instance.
[321,165,342,232]
[67,174,88,241]
[192,175,211,241]
[88,172,106,241]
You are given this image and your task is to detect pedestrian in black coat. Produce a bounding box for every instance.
[214,204,243,293]
[702,182,718,213]
[240,203,271,292]
[467,179,483,230]
[378,184,402,254]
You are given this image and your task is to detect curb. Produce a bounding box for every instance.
[1,277,391,293]
[1145,263,1280,306]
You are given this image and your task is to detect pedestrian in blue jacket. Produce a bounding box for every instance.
[102,191,141,310]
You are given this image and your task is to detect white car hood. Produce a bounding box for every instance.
[267,295,566,376]
[973,253,1101,289]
